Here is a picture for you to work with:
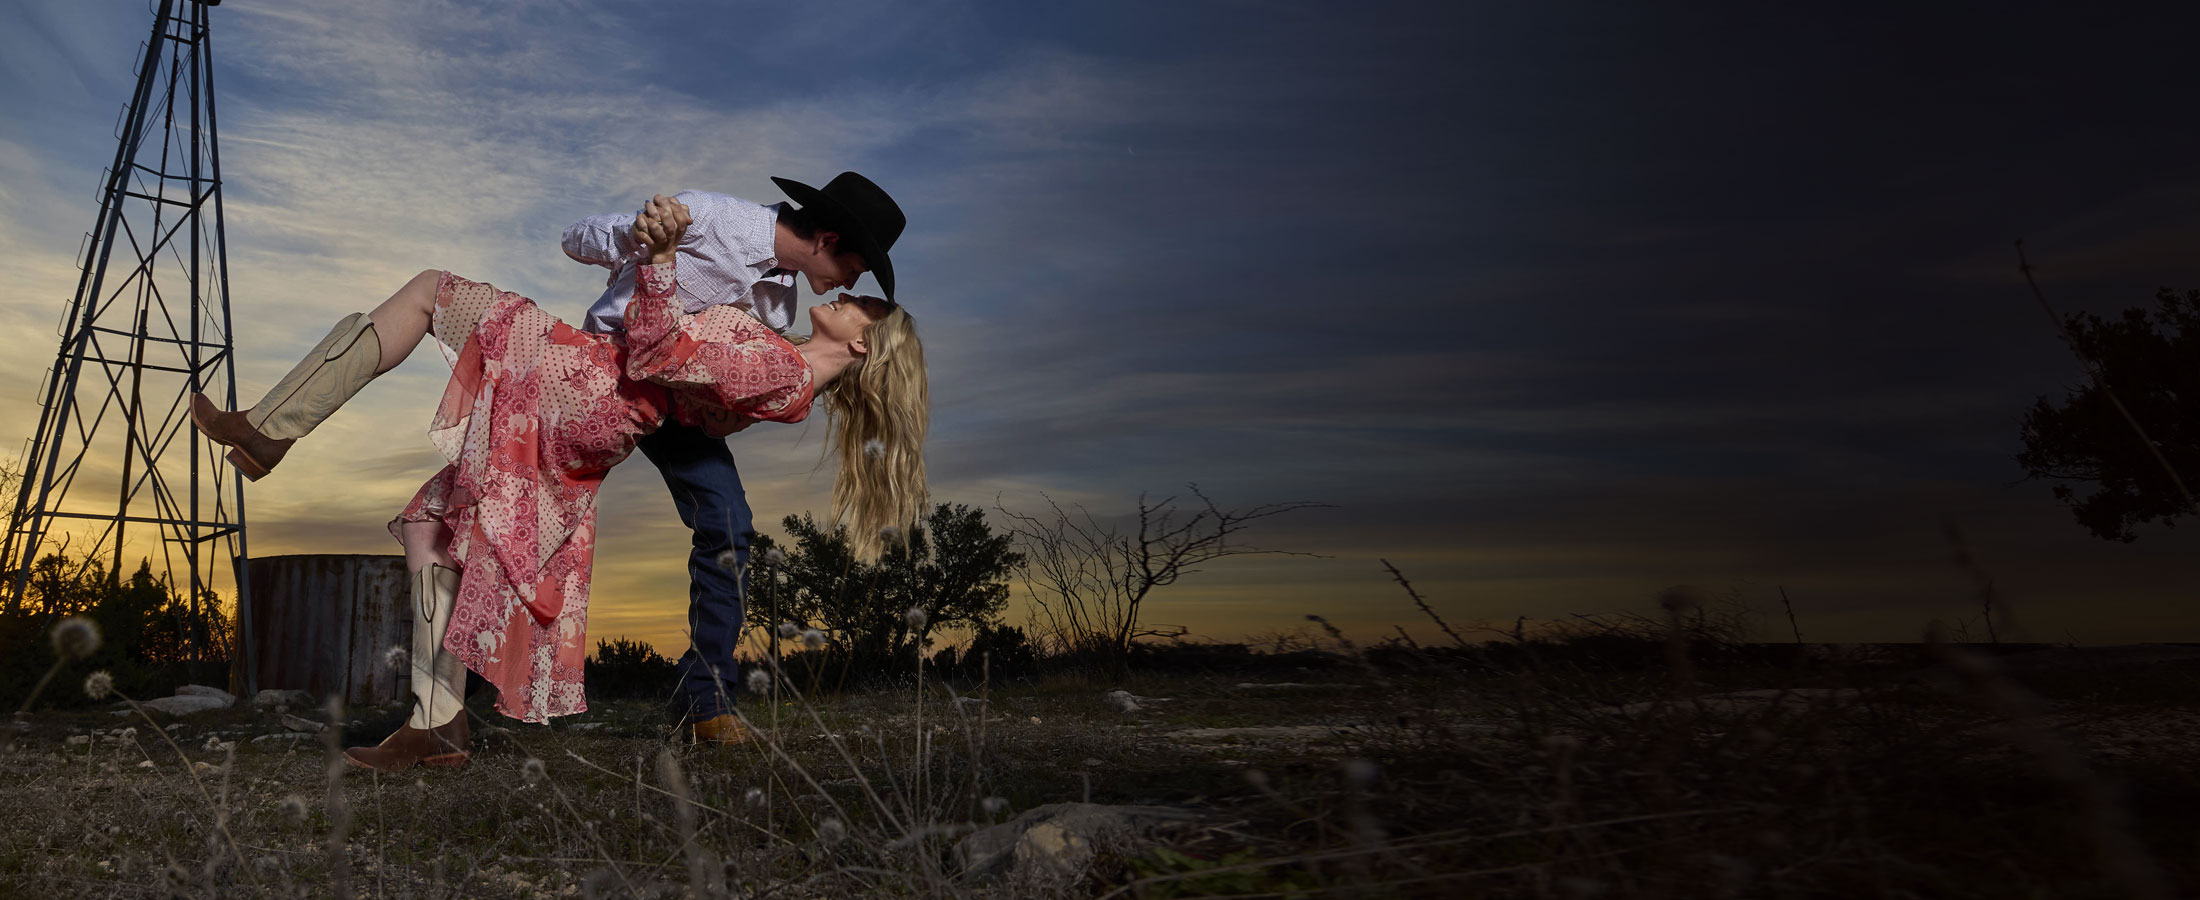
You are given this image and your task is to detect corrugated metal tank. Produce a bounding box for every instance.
[241,554,411,707]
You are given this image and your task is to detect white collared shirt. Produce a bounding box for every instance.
[563,191,798,334]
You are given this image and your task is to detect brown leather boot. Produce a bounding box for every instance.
[688,713,755,746]
[190,312,381,481]
[189,394,294,481]
[343,712,470,772]
[344,564,470,772]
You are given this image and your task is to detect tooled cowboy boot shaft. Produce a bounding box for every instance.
[408,564,466,730]
[247,312,382,441]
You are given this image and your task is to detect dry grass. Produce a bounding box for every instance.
[3,633,2198,898]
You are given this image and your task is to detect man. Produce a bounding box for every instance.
[561,172,905,743]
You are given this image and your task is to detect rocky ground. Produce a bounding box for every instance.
[2,645,2198,898]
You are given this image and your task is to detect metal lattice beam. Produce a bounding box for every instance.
[6,0,255,695]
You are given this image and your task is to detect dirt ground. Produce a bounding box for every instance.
[3,645,2198,898]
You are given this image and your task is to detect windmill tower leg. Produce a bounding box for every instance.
[5,0,257,696]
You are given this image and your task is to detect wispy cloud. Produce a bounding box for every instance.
[3,0,2198,655]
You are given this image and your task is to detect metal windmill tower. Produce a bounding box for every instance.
[5,0,257,690]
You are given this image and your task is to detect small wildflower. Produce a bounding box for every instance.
[743,787,765,807]
[801,629,827,650]
[774,571,789,586]
[382,645,409,670]
[763,546,787,567]
[279,795,308,826]
[981,796,1009,815]
[1028,716,1041,725]
[745,669,771,694]
[83,670,115,700]
[862,438,885,460]
[521,757,546,784]
[50,616,101,661]
[904,606,928,629]
[816,817,846,845]
[714,549,740,573]
[776,622,799,640]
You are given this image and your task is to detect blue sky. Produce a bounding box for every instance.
[3,0,2198,654]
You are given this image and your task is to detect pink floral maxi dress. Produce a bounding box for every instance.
[392,263,813,723]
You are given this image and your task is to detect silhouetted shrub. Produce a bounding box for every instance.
[585,636,677,701]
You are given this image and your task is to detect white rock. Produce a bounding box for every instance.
[251,689,314,710]
[1104,690,1168,713]
[955,803,1200,882]
[174,685,236,703]
[136,760,155,769]
[141,694,233,716]
[280,715,323,734]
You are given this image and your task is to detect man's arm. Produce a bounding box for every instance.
[562,210,646,268]
[564,191,736,268]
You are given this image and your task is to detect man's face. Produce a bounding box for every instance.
[800,236,869,295]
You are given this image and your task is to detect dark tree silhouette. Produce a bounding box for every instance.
[751,503,1022,682]
[2016,287,2200,541]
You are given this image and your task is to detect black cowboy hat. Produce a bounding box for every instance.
[769,171,905,302]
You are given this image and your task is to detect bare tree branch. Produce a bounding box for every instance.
[999,485,1327,675]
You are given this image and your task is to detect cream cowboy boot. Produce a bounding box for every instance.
[345,564,469,772]
[189,312,382,481]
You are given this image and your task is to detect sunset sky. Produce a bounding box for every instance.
[2,0,2197,656]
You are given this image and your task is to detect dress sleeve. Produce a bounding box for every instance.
[622,262,814,427]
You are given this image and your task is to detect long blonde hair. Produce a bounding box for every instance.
[814,305,928,561]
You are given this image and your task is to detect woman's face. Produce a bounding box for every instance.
[810,293,892,347]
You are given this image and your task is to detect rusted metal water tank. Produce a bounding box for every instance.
[240,554,410,707]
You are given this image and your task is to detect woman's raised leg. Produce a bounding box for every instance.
[189,269,445,480]
[366,269,444,374]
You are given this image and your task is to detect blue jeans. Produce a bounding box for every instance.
[635,422,750,724]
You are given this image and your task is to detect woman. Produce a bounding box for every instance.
[190,197,927,771]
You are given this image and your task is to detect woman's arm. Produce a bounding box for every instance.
[622,197,813,423]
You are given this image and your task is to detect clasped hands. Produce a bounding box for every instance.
[632,195,692,266]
